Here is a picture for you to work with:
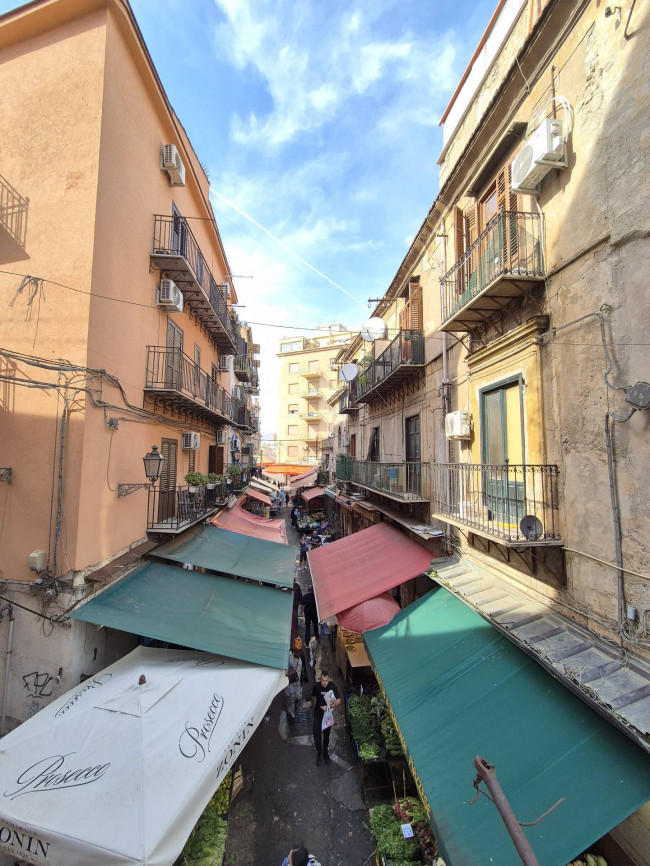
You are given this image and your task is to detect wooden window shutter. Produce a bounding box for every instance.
[454,206,465,262]
[465,204,478,248]
[188,450,195,472]
[399,304,409,331]
[409,283,422,330]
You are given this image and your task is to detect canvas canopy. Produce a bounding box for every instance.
[245,487,272,507]
[210,504,287,544]
[70,561,292,669]
[300,486,326,502]
[0,647,285,866]
[308,522,431,620]
[364,587,650,866]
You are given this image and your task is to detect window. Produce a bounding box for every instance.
[288,424,299,435]
[288,404,299,415]
[308,360,319,372]
[288,362,299,373]
[367,427,380,461]
[281,340,302,352]
[480,377,525,522]
[288,383,298,394]
[288,446,298,457]
[400,280,422,332]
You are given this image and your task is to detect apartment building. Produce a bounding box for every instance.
[276,325,354,465]
[0,0,259,728]
[335,0,650,860]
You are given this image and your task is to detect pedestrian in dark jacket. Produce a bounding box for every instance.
[301,585,319,645]
[291,506,299,530]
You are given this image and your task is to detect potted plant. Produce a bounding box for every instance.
[185,471,208,493]
[226,463,242,479]
[206,473,224,489]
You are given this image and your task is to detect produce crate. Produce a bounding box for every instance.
[354,736,386,765]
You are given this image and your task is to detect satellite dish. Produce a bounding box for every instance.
[339,363,359,382]
[519,514,543,541]
[360,318,387,342]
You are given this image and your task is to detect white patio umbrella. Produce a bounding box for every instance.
[0,646,286,865]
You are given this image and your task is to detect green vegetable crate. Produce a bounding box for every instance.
[178,770,234,866]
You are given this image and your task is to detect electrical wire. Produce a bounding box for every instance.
[0,593,62,624]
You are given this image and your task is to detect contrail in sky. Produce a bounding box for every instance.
[210,187,366,308]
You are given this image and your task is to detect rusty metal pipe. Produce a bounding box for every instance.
[474,756,540,866]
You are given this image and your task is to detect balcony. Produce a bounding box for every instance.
[301,410,322,420]
[150,215,239,353]
[301,388,321,399]
[344,459,429,502]
[302,366,322,379]
[339,385,360,414]
[431,463,561,547]
[440,211,544,332]
[230,398,252,431]
[355,330,425,404]
[145,346,231,424]
[234,355,257,383]
[321,436,335,452]
[147,484,224,534]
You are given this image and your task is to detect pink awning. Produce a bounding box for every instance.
[211,503,287,544]
[291,468,318,484]
[245,488,272,507]
[309,523,432,620]
[300,486,326,503]
[337,593,401,633]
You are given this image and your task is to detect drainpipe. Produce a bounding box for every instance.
[1,605,15,736]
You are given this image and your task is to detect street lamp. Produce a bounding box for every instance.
[118,446,165,497]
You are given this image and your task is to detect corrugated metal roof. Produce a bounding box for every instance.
[431,557,650,751]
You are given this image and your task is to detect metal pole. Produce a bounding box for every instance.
[474,756,540,866]
[1,608,16,736]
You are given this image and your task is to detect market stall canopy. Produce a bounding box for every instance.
[0,647,285,866]
[263,463,311,476]
[364,587,650,866]
[250,477,280,494]
[309,522,431,620]
[291,467,318,484]
[156,524,290,577]
[70,561,292,669]
[211,504,287,545]
[337,592,400,633]
[300,486,326,503]
[244,487,272,507]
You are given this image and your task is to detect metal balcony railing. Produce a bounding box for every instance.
[356,330,424,403]
[431,463,561,545]
[441,211,544,329]
[321,436,335,451]
[151,215,240,351]
[145,347,231,420]
[339,383,360,414]
[302,366,322,378]
[233,355,257,383]
[147,484,224,533]
[341,459,429,501]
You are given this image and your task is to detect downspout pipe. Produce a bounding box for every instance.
[1,605,15,736]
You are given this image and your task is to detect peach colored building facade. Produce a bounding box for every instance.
[0,0,256,727]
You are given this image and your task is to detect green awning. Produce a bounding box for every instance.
[153,525,295,588]
[364,587,650,866]
[70,561,292,669]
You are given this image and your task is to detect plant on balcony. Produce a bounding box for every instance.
[185,471,208,492]
[207,473,226,489]
[357,352,373,385]
[226,463,242,479]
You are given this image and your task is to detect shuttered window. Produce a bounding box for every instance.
[400,280,423,332]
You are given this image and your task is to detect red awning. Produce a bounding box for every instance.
[308,523,432,620]
[337,593,401,633]
[300,486,326,503]
[291,468,318,484]
[211,503,287,544]
[245,488,272,507]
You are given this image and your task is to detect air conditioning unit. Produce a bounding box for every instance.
[232,386,242,399]
[218,356,230,371]
[157,279,183,312]
[445,410,472,440]
[182,432,200,450]
[215,430,227,445]
[510,118,566,194]
[161,144,186,186]
[341,435,350,447]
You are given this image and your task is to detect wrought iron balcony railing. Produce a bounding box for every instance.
[440,211,544,331]
[339,384,360,414]
[145,346,231,422]
[233,355,257,383]
[147,484,224,533]
[431,462,561,546]
[340,458,429,501]
[321,436,335,451]
[151,215,240,352]
[355,330,425,403]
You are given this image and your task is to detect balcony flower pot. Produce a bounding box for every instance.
[185,471,208,494]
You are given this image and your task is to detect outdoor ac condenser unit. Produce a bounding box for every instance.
[215,430,227,445]
[182,432,200,450]
[445,410,472,440]
[510,118,566,195]
[158,279,183,312]
[161,144,186,186]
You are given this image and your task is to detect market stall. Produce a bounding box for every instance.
[299,485,326,511]
[0,647,286,866]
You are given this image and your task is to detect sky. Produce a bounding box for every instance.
[1,0,497,434]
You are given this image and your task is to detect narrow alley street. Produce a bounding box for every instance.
[224,507,375,866]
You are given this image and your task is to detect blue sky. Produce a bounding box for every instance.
[1,0,496,431]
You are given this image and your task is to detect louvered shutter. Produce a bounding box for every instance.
[409,282,422,330]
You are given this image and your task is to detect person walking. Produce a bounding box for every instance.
[301,585,319,645]
[290,505,299,531]
[281,845,321,866]
[284,637,304,720]
[311,670,341,766]
[298,533,309,570]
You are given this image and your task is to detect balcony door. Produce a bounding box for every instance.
[166,319,183,390]
[158,437,178,523]
[481,379,525,524]
[171,202,187,257]
[405,414,421,496]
